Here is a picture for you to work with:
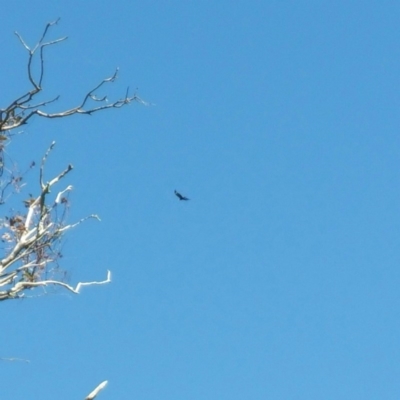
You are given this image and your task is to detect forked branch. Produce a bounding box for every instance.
[1,271,111,300]
[0,18,144,132]
[0,142,110,300]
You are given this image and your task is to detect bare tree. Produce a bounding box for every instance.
[1,19,141,398]
[1,18,142,132]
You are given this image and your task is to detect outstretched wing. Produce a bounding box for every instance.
[174,190,189,200]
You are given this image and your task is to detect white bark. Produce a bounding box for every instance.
[85,381,108,400]
[0,142,110,300]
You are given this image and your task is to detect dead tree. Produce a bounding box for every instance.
[0,19,141,398]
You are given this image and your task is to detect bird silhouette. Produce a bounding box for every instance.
[174,190,189,201]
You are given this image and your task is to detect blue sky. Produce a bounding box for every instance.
[1,1,400,399]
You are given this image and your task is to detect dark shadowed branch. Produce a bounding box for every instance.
[0,18,145,133]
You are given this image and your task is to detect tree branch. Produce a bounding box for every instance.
[0,18,145,133]
[0,142,109,300]
[85,380,108,400]
[0,270,111,300]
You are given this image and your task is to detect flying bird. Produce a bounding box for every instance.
[174,190,189,201]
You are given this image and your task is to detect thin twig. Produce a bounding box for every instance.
[1,21,144,133]
[40,141,55,190]
[0,357,30,363]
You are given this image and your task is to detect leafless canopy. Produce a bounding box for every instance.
[0,19,144,300]
[0,20,141,400]
[0,140,112,300]
[0,18,144,132]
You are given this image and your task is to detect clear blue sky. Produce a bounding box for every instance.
[1,1,400,399]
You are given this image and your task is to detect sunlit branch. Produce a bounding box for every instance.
[85,380,109,400]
